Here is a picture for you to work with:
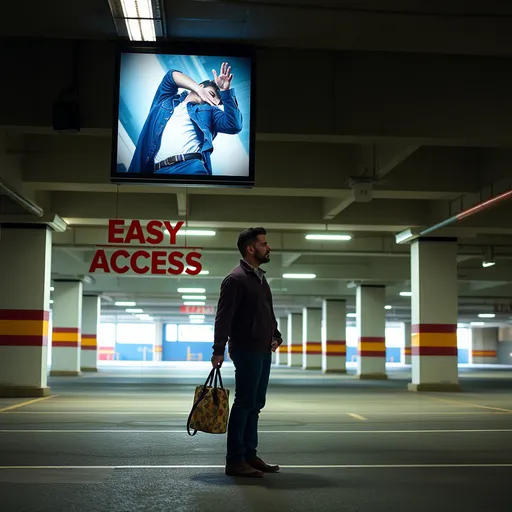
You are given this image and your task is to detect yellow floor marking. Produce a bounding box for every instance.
[0,395,56,413]
[420,395,512,413]
[347,413,367,421]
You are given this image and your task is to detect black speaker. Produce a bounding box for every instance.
[52,100,80,133]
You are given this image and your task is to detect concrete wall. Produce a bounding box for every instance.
[498,328,512,365]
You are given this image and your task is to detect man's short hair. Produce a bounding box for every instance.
[237,227,267,257]
[199,80,222,105]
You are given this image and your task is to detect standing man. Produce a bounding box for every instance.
[212,227,282,478]
[128,62,243,175]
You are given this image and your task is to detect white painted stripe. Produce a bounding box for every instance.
[348,413,367,421]
[1,429,512,434]
[0,464,511,470]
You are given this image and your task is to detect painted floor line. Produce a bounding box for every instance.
[348,413,367,421]
[1,464,511,470]
[1,429,512,434]
[421,395,512,414]
[0,395,56,413]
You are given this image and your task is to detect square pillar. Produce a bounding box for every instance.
[276,316,288,365]
[287,312,302,367]
[403,322,412,364]
[50,280,83,376]
[471,327,498,364]
[0,225,52,397]
[322,299,347,373]
[153,321,163,361]
[81,295,100,372]
[303,307,322,370]
[408,238,460,392]
[357,285,387,380]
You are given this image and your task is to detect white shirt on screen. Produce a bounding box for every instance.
[155,102,202,163]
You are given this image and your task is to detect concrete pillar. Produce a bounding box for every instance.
[276,316,288,365]
[153,321,163,361]
[471,327,498,364]
[50,280,83,376]
[303,307,322,370]
[287,312,302,367]
[403,322,412,364]
[322,299,347,373]
[0,226,52,397]
[81,295,100,372]
[357,285,387,380]
[408,238,460,392]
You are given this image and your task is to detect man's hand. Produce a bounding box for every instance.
[212,62,233,91]
[211,355,225,368]
[196,86,220,106]
[271,340,280,353]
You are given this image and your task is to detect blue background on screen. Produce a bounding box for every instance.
[117,52,252,177]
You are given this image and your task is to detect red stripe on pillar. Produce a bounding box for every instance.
[0,335,48,347]
[53,327,80,333]
[412,346,458,356]
[0,310,50,321]
[411,324,457,334]
[359,337,385,342]
[82,346,97,351]
[53,341,80,348]
[82,334,96,339]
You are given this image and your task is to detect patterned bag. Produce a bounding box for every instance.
[187,368,230,436]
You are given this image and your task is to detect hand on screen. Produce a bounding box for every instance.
[197,87,220,106]
[212,62,233,91]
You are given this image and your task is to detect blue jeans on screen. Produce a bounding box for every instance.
[154,159,209,175]
[226,352,272,463]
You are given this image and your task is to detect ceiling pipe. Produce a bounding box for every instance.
[0,178,44,218]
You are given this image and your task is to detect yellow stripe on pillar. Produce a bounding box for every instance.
[0,320,49,336]
[411,333,456,347]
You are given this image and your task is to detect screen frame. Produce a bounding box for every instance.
[110,41,256,188]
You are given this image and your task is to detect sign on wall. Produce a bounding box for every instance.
[89,220,202,275]
[180,306,215,315]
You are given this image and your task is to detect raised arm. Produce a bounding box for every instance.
[212,276,240,363]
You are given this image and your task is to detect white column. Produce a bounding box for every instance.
[287,312,302,367]
[409,238,460,392]
[154,321,163,361]
[471,327,498,364]
[50,280,83,376]
[357,285,387,380]
[276,316,289,365]
[81,295,100,372]
[303,307,322,370]
[322,299,347,373]
[403,322,412,364]
[0,226,52,397]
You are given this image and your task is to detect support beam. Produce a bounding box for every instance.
[176,191,187,217]
[281,253,302,267]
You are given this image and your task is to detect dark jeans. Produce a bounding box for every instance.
[226,352,272,462]
[154,159,208,175]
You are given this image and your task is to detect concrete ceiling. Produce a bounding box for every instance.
[1,2,512,326]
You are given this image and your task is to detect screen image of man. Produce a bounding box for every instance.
[127,62,243,176]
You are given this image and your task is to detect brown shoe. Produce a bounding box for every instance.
[225,460,264,478]
[246,456,280,473]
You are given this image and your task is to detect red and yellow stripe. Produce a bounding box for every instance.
[288,344,302,354]
[404,347,412,356]
[81,334,97,351]
[304,341,322,355]
[411,324,457,356]
[472,350,497,357]
[52,327,80,348]
[98,347,115,360]
[0,309,49,347]
[154,345,162,353]
[325,340,346,356]
[358,337,385,357]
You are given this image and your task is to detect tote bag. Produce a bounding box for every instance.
[187,367,230,436]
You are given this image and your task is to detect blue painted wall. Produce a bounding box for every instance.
[345,346,402,364]
[115,342,153,361]
[458,348,469,364]
[162,340,229,362]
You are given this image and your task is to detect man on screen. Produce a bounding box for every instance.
[127,62,243,175]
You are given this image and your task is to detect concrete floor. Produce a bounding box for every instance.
[1,363,512,511]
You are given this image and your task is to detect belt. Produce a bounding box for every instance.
[155,153,203,171]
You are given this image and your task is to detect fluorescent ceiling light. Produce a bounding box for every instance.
[120,0,156,41]
[384,305,392,310]
[166,229,216,236]
[137,314,153,321]
[189,315,205,320]
[482,261,495,268]
[115,301,136,307]
[282,273,316,279]
[184,269,210,275]
[346,313,357,318]
[126,308,144,313]
[305,234,352,241]
[457,323,465,327]
[478,313,495,318]
[190,319,205,324]
[470,321,485,326]
[49,299,54,304]
[182,295,206,301]
[399,291,412,297]
[183,301,206,306]
[177,288,205,294]
[50,286,55,292]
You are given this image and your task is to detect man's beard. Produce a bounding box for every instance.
[256,251,270,264]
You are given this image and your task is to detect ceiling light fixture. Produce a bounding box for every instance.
[137,314,153,321]
[346,313,357,318]
[384,305,392,310]
[119,0,156,41]
[399,291,412,297]
[177,288,205,294]
[478,313,495,318]
[482,261,495,268]
[470,321,485,326]
[305,234,352,241]
[166,229,216,237]
[182,295,207,301]
[50,287,55,292]
[183,301,206,306]
[115,301,136,307]
[282,273,316,279]
[126,308,144,313]
[189,315,205,320]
